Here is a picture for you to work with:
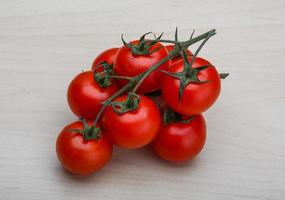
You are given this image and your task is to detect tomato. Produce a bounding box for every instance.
[165,45,192,64]
[56,121,113,175]
[113,41,171,93]
[67,71,118,120]
[162,57,221,116]
[92,48,119,72]
[102,95,161,148]
[152,114,206,162]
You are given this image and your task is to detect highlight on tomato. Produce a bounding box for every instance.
[113,35,171,94]
[67,71,118,120]
[162,57,221,116]
[92,47,119,72]
[152,112,206,162]
[102,94,161,149]
[56,120,113,175]
[55,29,229,176]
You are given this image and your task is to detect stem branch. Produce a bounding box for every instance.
[132,29,216,93]
[108,75,133,80]
[91,29,217,130]
[92,83,133,127]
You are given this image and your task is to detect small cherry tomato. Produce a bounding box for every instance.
[162,57,221,116]
[152,114,206,162]
[165,45,192,64]
[92,48,119,72]
[56,121,113,175]
[102,95,161,148]
[113,41,171,93]
[67,71,118,120]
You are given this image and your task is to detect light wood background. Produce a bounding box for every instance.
[0,0,284,199]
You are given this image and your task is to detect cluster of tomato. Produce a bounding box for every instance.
[56,30,228,175]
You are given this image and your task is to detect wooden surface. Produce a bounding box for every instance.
[0,0,285,199]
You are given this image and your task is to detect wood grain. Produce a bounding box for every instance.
[0,0,284,199]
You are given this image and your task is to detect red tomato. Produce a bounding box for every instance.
[165,45,192,64]
[67,71,118,120]
[113,41,171,93]
[102,95,161,148]
[56,121,113,175]
[162,57,221,116]
[92,48,119,72]
[152,114,206,162]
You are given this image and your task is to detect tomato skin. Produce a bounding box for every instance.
[165,45,192,64]
[67,71,118,120]
[113,41,171,93]
[92,48,119,72]
[152,114,206,162]
[56,121,113,175]
[102,95,161,148]
[162,57,221,116]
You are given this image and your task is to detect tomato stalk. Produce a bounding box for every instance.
[132,29,216,93]
[107,75,133,80]
[183,32,213,76]
[160,30,218,101]
[90,29,217,133]
[92,83,133,127]
[121,32,164,55]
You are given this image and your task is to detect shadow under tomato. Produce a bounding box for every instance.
[54,144,205,184]
[143,145,203,169]
[55,162,113,183]
[111,145,203,170]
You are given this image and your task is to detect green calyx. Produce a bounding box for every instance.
[161,64,210,101]
[121,32,163,55]
[163,107,194,124]
[70,118,101,140]
[88,29,228,130]
[93,61,113,88]
[161,30,229,101]
[94,60,113,71]
[108,92,140,115]
[219,73,229,79]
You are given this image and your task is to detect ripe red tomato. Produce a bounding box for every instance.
[152,114,206,162]
[113,41,171,93]
[162,57,221,116]
[67,71,118,120]
[102,95,161,148]
[165,45,192,64]
[56,121,113,175]
[92,48,119,72]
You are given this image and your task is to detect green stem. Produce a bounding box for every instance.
[108,75,133,80]
[182,29,216,48]
[132,29,216,93]
[92,83,134,127]
[140,39,178,45]
[184,32,214,75]
[91,29,217,131]
[132,51,177,93]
